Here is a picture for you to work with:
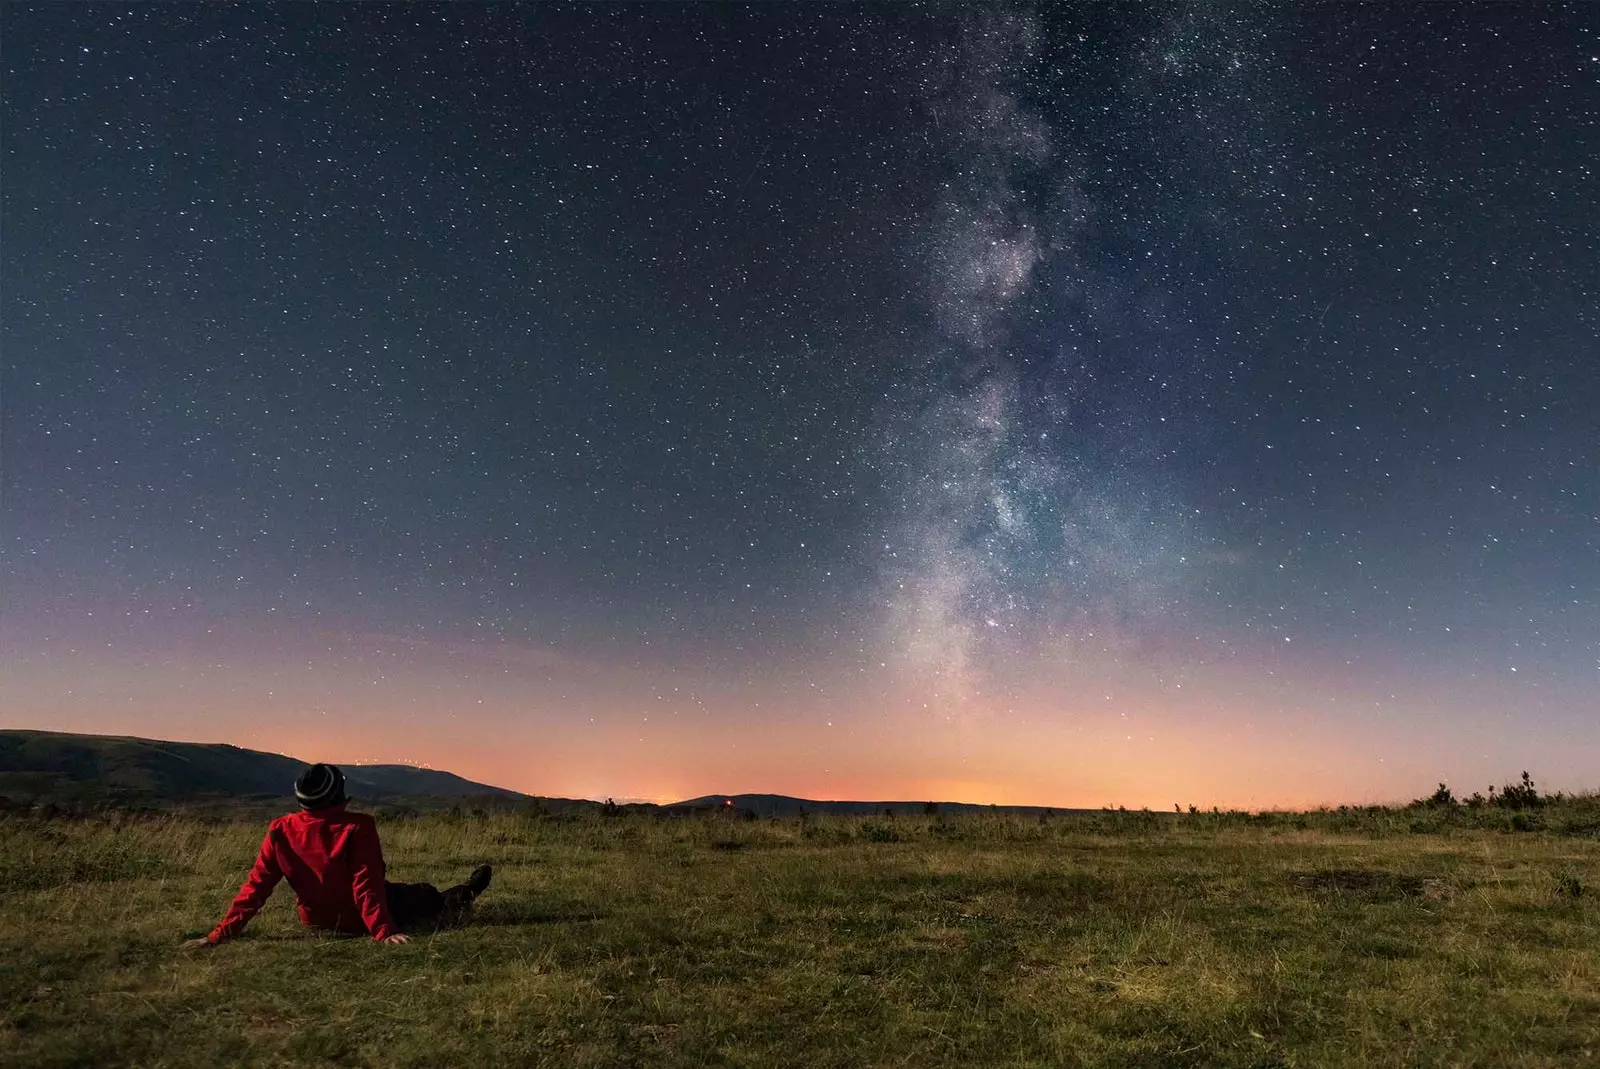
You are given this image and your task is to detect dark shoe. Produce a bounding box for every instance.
[466,864,492,898]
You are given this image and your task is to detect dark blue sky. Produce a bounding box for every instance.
[3,4,1596,805]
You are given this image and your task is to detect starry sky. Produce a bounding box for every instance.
[4,4,1597,808]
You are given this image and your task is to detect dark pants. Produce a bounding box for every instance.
[384,878,478,932]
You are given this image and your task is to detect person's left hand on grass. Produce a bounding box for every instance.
[180,937,213,951]
[382,933,411,944]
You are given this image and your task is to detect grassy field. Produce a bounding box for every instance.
[1,804,1597,1068]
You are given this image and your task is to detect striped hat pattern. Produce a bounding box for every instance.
[294,763,347,810]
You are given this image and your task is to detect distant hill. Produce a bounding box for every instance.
[0,730,1101,818]
[671,793,1091,818]
[0,729,529,809]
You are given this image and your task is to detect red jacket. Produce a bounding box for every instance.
[209,803,395,943]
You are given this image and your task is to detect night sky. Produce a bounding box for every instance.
[4,4,1597,808]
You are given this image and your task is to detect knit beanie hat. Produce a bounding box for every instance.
[295,763,346,810]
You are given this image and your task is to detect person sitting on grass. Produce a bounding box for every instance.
[181,763,492,950]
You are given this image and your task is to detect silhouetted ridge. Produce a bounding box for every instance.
[670,793,1091,818]
[0,729,526,806]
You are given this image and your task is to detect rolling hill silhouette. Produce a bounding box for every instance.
[0,729,528,808]
[2,730,1094,817]
[670,793,1088,818]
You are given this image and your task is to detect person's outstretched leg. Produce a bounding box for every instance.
[439,865,493,923]
[384,880,446,931]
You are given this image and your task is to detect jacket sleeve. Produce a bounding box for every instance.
[349,818,395,941]
[209,828,283,943]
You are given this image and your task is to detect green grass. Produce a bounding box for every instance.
[2,807,1598,1067]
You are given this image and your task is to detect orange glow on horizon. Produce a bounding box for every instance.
[3,617,1596,811]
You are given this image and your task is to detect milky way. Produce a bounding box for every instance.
[879,9,1199,705]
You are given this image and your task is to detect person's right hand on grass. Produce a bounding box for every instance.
[185,933,409,948]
